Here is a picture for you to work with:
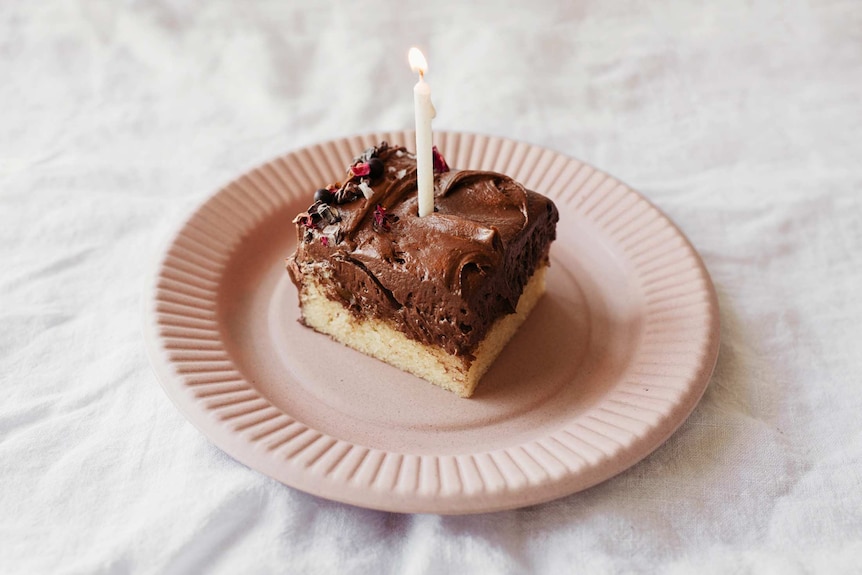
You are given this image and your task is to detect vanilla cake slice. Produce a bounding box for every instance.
[286,142,558,397]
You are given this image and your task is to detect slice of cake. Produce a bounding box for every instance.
[286,142,559,397]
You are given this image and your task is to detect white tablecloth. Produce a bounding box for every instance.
[3,1,861,573]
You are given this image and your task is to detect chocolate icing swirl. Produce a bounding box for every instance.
[287,144,559,359]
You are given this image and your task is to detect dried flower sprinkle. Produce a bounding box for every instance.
[372,204,398,232]
[299,214,316,229]
[432,146,450,173]
[351,163,371,177]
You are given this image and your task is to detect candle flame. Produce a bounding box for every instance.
[408,47,427,76]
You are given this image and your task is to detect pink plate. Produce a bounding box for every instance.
[144,131,720,514]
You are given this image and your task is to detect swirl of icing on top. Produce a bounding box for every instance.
[323,147,532,294]
[288,144,558,357]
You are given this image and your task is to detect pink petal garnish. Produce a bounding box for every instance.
[351,163,371,177]
[373,204,391,232]
[432,146,450,173]
[320,236,329,247]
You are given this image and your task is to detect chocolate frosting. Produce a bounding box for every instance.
[287,143,559,359]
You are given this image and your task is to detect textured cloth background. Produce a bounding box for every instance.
[2,0,861,573]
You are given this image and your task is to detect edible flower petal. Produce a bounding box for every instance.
[432,146,450,173]
[372,204,398,233]
[351,162,371,177]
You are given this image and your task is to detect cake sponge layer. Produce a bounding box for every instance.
[298,265,548,398]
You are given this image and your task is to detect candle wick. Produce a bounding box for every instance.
[419,70,424,80]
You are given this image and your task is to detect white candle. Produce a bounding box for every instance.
[409,47,436,217]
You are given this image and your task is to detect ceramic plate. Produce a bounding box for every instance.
[144,131,720,514]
